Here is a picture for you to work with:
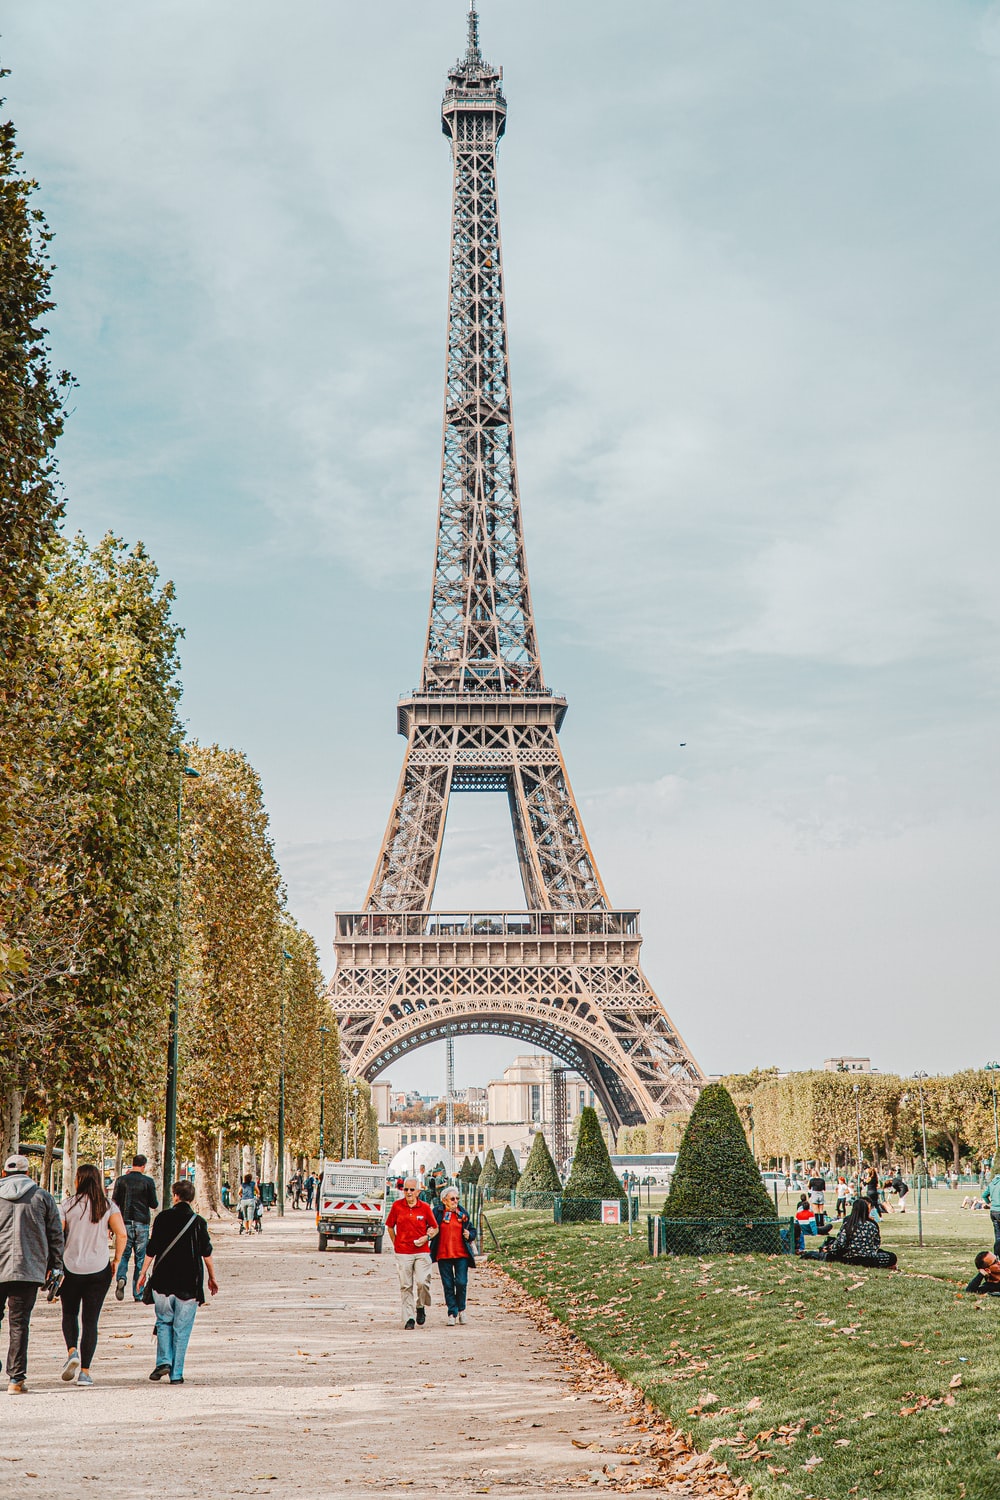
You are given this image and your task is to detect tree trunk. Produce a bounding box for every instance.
[63,1113,79,1193]
[0,1087,23,1163]
[136,1115,162,1196]
[242,1143,254,1178]
[115,1136,124,1180]
[227,1141,241,1206]
[194,1131,224,1218]
[41,1116,59,1191]
[261,1138,275,1184]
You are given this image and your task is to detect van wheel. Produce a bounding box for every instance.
[373,1235,383,1255]
[318,1233,329,1252]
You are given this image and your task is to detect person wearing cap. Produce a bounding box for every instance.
[428,1184,477,1325]
[0,1153,64,1394]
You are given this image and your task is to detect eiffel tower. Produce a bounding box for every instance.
[329,6,704,1133]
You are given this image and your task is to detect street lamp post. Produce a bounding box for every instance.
[913,1071,929,1169]
[985,1062,1000,1160]
[318,1025,330,1163]
[163,749,199,1203]
[853,1083,863,1190]
[278,949,292,1217]
[747,1102,756,1164]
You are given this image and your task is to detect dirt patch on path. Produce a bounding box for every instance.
[4,1214,739,1500]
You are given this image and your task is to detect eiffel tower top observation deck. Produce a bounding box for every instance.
[329,7,704,1129]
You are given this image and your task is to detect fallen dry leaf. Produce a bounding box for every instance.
[746,1397,763,1411]
[949,1375,963,1389]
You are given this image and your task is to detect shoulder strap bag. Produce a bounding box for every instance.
[142,1214,199,1305]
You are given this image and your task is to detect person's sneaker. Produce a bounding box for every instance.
[149,1364,171,1381]
[7,1381,26,1395]
[76,1372,94,1387]
[447,1313,456,1326]
[169,1378,184,1385]
[114,1280,125,1302]
[61,1349,81,1382]
[416,1306,426,1326]
[404,1319,416,1330]
[458,1311,467,1324]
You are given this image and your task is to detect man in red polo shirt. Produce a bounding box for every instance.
[385,1178,438,1329]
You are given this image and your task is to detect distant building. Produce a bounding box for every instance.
[824,1057,872,1073]
[376,1054,607,1168]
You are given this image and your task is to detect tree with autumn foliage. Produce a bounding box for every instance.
[0,77,72,1121]
[2,535,181,1158]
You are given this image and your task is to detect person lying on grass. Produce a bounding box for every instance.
[964,1249,1000,1295]
[799,1197,897,1269]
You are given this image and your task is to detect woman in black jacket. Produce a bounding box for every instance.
[827,1198,896,1269]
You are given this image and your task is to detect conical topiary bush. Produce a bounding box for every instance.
[459,1155,472,1183]
[479,1148,499,1199]
[564,1107,624,1200]
[470,1154,482,1183]
[519,1130,561,1207]
[665,1083,777,1220]
[494,1144,521,1198]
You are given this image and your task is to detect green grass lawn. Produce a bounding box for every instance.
[488,1193,999,1500]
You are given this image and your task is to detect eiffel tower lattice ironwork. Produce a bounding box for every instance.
[328,6,704,1132]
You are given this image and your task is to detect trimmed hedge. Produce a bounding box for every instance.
[665,1082,777,1220]
[519,1130,562,1205]
[564,1106,624,1200]
[479,1147,499,1198]
[494,1144,521,1196]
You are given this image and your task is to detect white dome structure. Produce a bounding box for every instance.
[387,1141,457,1181]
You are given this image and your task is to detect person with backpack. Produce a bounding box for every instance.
[0,1153,64,1395]
[59,1163,127,1387]
[111,1154,158,1302]
[137,1180,217,1384]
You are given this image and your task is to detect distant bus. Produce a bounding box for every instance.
[611,1153,677,1186]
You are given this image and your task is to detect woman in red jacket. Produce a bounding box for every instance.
[429,1184,477,1325]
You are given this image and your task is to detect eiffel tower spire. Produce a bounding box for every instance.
[426,2,539,695]
[328,13,704,1133]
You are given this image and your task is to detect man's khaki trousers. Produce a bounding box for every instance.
[394,1252,432,1325]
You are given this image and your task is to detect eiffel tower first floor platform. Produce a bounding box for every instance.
[327,909,704,1135]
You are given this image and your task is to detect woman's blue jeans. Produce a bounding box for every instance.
[153,1292,198,1380]
[437,1257,469,1315]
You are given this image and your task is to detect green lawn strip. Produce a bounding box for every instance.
[489,1208,998,1500]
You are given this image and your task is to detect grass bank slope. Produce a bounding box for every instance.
[490,1202,997,1500]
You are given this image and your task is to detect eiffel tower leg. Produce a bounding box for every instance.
[365,730,454,912]
[508,726,609,910]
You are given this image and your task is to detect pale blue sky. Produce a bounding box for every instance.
[6,1,999,1095]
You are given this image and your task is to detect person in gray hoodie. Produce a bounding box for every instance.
[0,1153,64,1394]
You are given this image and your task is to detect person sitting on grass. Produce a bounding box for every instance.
[794,1195,818,1234]
[799,1198,897,1268]
[965,1250,1000,1295]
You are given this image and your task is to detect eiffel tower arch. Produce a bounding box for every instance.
[328,7,704,1134]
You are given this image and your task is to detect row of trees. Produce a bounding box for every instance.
[0,84,370,1202]
[457,1112,626,1204]
[617,1067,1000,1174]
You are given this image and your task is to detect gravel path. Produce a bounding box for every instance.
[3,1212,657,1499]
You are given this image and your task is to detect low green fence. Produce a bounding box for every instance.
[552,1195,639,1225]
[512,1189,560,1211]
[647,1214,797,1256]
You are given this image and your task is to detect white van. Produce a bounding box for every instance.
[315,1160,386,1253]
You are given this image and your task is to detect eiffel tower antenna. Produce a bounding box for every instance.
[329,11,704,1132]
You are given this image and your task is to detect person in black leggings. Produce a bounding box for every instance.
[59,1164,127,1387]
